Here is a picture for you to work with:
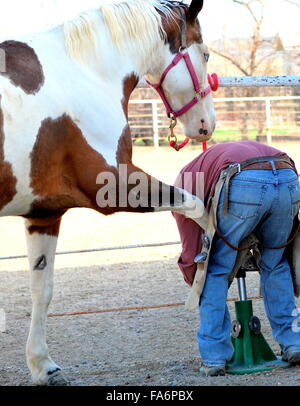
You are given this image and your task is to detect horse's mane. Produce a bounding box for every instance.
[64,0,186,63]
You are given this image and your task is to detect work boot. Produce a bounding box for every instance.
[199,364,226,376]
[282,350,300,364]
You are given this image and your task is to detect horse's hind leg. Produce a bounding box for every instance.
[24,218,68,386]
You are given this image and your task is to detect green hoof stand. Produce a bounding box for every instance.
[226,300,290,375]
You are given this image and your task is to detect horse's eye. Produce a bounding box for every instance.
[204,53,210,62]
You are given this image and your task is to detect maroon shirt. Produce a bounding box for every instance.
[173,141,296,286]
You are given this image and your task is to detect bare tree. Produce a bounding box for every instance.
[211,0,269,77]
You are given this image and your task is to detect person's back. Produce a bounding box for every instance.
[173,140,300,376]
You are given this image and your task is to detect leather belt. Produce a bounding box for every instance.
[242,160,294,171]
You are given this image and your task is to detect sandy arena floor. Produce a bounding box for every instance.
[0,141,300,386]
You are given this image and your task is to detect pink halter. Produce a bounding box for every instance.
[146,50,219,151]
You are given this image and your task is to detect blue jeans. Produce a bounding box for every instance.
[198,168,300,366]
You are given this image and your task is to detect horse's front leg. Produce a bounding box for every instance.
[24,218,68,386]
[154,182,208,229]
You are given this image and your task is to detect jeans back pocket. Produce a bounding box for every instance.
[227,182,267,219]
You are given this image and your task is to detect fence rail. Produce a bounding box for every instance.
[0,241,181,262]
[129,95,300,147]
[218,75,300,87]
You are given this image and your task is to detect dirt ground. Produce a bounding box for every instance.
[0,141,300,387]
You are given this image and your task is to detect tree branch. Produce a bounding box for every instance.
[254,52,278,70]
[210,48,250,76]
[233,0,259,23]
[285,0,300,7]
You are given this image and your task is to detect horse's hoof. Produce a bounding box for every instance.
[47,370,70,386]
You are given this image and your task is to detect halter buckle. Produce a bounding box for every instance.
[169,115,178,136]
[195,90,203,99]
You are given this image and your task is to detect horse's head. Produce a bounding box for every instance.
[146,0,216,143]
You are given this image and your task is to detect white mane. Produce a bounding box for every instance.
[64,0,180,64]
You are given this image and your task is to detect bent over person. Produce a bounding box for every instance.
[173,140,300,376]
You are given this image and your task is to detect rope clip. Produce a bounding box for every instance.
[168,115,179,150]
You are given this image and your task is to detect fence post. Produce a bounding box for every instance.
[152,101,159,149]
[265,98,272,146]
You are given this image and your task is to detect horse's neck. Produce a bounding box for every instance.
[68,12,166,124]
[72,11,164,84]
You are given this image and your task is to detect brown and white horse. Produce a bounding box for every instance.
[0,0,215,385]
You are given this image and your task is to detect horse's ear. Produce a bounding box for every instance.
[188,0,204,21]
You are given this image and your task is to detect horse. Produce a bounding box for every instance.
[0,0,216,385]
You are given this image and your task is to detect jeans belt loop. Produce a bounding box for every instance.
[222,164,240,216]
[270,160,277,176]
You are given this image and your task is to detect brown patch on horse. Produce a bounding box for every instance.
[0,41,44,94]
[0,97,17,211]
[121,73,139,118]
[117,124,132,164]
[160,5,203,53]
[25,216,62,237]
[117,73,139,164]
[28,114,149,216]
[29,114,116,215]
